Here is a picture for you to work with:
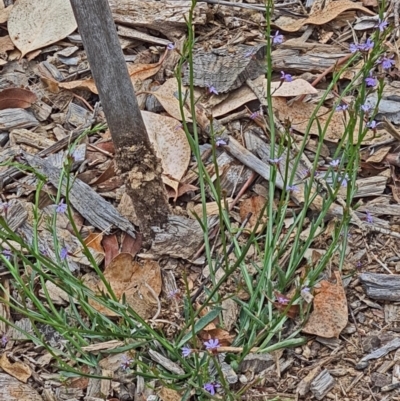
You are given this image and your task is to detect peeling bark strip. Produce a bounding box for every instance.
[69,0,169,239]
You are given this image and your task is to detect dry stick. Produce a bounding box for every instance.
[190,212,252,303]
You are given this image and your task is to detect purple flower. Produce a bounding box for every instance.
[365,74,377,87]
[215,137,228,147]
[182,346,192,357]
[168,289,180,299]
[0,202,9,212]
[335,104,349,112]
[330,159,340,168]
[366,211,373,223]
[249,111,260,120]
[377,18,389,32]
[120,354,133,370]
[359,38,374,52]
[204,338,220,351]
[272,31,284,45]
[60,247,68,260]
[286,185,299,192]
[380,56,395,70]
[268,156,283,165]
[204,382,221,395]
[1,336,7,347]
[349,43,360,53]
[56,199,67,214]
[207,84,218,95]
[175,123,183,131]
[167,42,175,50]
[276,294,289,305]
[361,103,371,113]
[2,249,11,260]
[340,174,349,188]
[367,120,378,129]
[280,71,292,82]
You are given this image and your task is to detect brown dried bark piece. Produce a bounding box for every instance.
[183,44,266,94]
[302,271,348,338]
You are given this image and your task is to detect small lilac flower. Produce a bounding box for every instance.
[120,354,133,370]
[56,199,67,214]
[207,84,218,95]
[215,137,228,147]
[268,156,283,165]
[302,286,310,293]
[356,261,362,269]
[380,56,395,70]
[361,103,371,113]
[204,338,220,351]
[204,382,221,395]
[366,211,373,223]
[286,185,299,192]
[360,38,374,52]
[340,174,349,188]
[167,43,175,50]
[335,104,349,112]
[0,202,9,212]
[349,43,360,53]
[272,31,284,45]
[1,336,8,347]
[276,294,289,305]
[377,18,389,32]
[367,120,378,129]
[330,159,340,168]
[175,123,183,131]
[168,289,180,299]
[249,111,260,120]
[280,71,292,82]
[60,247,68,260]
[182,346,192,357]
[365,74,377,87]
[2,249,11,260]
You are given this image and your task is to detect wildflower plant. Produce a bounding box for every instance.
[0,0,391,400]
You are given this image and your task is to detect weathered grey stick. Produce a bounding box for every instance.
[24,153,136,238]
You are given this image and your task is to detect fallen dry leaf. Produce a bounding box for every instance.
[275,0,374,32]
[0,353,32,383]
[0,3,12,24]
[142,111,191,197]
[0,88,37,110]
[83,254,161,319]
[0,35,15,53]
[239,195,268,233]
[199,328,235,346]
[8,0,77,58]
[151,78,192,121]
[102,234,119,267]
[84,232,105,255]
[302,271,348,338]
[270,79,318,97]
